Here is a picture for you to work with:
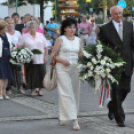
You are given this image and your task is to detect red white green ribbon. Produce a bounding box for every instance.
[22,64,26,84]
[99,78,112,107]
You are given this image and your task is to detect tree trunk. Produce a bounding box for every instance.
[40,0,44,24]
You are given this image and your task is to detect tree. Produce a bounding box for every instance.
[98,0,134,15]
[3,0,55,23]
[77,0,102,15]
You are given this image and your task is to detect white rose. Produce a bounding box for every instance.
[91,58,97,64]
[96,55,102,60]
[110,64,115,69]
[103,56,108,61]
[106,68,111,73]
[20,49,27,54]
[88,71,93,77]
[87,62,92,67]
[96,45,102,49]
[96,71,101,75]
[106,63,110,67]
[95,66,101,71]
[90,66,94,70]
[83,51,92,58]
[84,74,88,79]
[101,60,106,65]
[26,58,31,63]
[115,63,123,67]
[11,51,17,58]
[101,72,106,78]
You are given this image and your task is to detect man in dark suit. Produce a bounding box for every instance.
[15,14,31,34]
[99,6,134,127]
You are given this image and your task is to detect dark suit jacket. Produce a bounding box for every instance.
[15,24,25,34]
[78,18,82,24]
[99,21,134,76]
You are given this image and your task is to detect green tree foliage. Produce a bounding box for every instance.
[99,0,134,15]
[77,0,102,15]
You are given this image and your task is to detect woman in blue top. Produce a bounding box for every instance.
[47,18,58,35]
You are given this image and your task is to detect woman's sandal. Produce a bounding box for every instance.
[59,120,66,126]
[38,90,43,96]
[73,120,80,131]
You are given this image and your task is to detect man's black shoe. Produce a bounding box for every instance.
[108,111,114,120]
[117,121,125,127]
[107,105,114,120]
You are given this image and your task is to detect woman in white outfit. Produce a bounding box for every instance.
[89,17,97,44]
[51,17,83,130]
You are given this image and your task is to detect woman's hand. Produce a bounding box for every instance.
[44,57,47,64]
[62,60,70,66]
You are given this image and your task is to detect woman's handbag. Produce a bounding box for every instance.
[43,55,57,91]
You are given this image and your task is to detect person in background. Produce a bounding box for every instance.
[103,15,111,25]
[127,16,133,23]
[44,27,52,54]
[18,21,48,96]
[51,17,83,130]
[78,15,93,48]
[78,14,83,24]
[0,18,3,21]
[0,21,14,100]
[21,16,24,24]
[38,17,44,30]
[89,17,97,44]
[46,21,49,27]
[12,13,20,25]
[6,18,25,94]
[52,28,59,44]
[4,16,10,22]
[15,14,31,34]
[24,15,44,34]
[47,18,58,35]
[44,27,52,40]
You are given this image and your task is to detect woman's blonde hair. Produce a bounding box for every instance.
[0,21,8,31]
[30,15,39,25]
[5,18,15,24]
[89,17,96,24]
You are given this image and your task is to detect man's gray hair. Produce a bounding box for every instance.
[26,21,38,30]
[110,6,123,15]
[24,13,31,17]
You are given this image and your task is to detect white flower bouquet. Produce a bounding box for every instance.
[77,41,125,107]
[10,48,42,66]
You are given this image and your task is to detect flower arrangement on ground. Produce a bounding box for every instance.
[77,41,125,107]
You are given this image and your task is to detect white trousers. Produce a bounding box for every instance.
[79,34,89,47]
[56,65,80,120]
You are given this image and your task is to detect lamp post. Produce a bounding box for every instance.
[55,0,57,23]
[16,0,18,13]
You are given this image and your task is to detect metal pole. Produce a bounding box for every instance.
[55,0,57,23]
[16,0,18,13]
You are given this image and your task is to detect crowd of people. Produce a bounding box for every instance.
[0,5,134,131]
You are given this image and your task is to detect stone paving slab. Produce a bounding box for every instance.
[79,116,134,134]
[0,99,43,118]
[0,119,103,134]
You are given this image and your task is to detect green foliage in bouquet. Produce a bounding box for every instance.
[78,41,125,87]
[31,49,42,54]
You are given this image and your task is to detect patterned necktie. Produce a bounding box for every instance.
[119,23,123,41]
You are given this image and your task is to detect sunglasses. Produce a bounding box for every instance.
[91,20,95,22]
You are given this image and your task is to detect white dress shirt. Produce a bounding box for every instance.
[112,20,123,34]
